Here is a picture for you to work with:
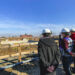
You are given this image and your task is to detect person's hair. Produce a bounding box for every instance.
[42,33,51,37]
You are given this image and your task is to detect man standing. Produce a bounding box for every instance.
[70,29,75,73]
[60,28,75,75]
[38,29,61,75]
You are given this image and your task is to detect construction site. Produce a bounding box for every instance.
[0,0,75,75]
[0,36,74,75]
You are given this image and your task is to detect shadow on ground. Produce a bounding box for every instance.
[12,61,65,75]
[12,61,40,75]
[0,70,17,75]
[0,61,67,75]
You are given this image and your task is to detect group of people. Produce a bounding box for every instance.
[59,28,75,75]
[38,28,75,75]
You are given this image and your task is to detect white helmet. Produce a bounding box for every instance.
[61,28,70,33]
[70,28,75,32]
[42,29,51,34]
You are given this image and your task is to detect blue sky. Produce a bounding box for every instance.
[0,0,75,36]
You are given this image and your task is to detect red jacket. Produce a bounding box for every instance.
[59,37,73,56]
[70,33,75,44]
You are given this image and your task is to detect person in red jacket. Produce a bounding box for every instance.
[70,29,75,73]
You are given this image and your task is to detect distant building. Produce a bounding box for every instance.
[20,34,33,38]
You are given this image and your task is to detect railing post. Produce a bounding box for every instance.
[18,44,21,62]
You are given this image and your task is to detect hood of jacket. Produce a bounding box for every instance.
[40,37,55,47]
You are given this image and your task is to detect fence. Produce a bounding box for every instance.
[0,58,40,75]
[0,40,60,75]
[0,42,38,59]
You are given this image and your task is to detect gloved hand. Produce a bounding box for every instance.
[47,65,55,72]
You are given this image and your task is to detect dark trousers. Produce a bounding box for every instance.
[72,45,75,69]
[62,56,73,75]
[73,57,75,68]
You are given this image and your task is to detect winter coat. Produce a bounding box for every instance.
[38,37,61,75]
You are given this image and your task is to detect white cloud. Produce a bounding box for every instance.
[0,18,75,36]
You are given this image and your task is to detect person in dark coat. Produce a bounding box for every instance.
[38,29,61,75]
